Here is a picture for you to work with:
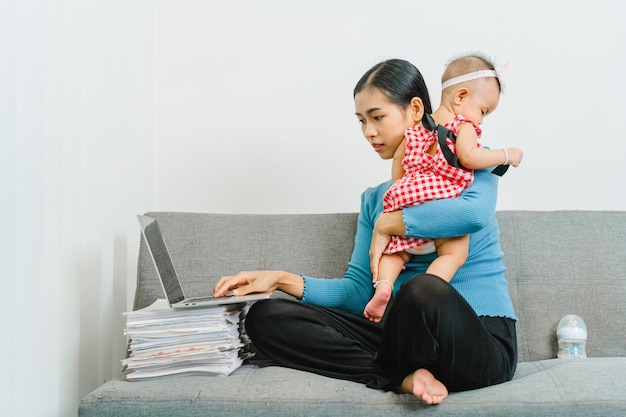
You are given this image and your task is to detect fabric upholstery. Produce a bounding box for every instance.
[79,210,626,416]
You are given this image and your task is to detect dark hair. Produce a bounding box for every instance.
[353,59,433,114]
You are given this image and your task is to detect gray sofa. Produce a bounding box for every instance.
[79,210,626,416]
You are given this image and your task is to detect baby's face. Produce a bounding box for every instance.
[457,78,500,125]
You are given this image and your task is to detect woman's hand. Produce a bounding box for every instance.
[214,270,304,299]
[370,210,406,281]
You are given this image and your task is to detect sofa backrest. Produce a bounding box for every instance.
[134,212,359,309]
[496,210,626,361]
[135,211,626,363]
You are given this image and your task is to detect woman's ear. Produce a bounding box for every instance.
[410,97,424,123]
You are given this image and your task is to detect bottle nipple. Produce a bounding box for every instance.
[556,314,587,341]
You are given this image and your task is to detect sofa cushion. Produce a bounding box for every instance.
[79,358,626,417]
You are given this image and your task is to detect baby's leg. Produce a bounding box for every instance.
[364,252,408,322]
[427,235,469,282]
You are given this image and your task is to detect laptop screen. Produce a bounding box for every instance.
[138,216,185,305]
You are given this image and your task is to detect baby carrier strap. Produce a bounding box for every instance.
[421,114,509,177]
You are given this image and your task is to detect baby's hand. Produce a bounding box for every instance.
[506,148,524,167]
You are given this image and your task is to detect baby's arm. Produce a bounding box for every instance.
[455,123,523,169]
[391,138,406,181]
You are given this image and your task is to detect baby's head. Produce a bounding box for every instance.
[441,54,501,124]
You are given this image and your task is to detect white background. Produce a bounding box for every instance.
[155,1,626,213]
[2,1,625,416]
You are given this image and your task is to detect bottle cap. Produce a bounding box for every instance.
[556,314,587,340]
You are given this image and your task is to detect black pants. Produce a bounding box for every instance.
[245,274,517,392]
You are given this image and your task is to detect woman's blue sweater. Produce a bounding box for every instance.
[301,169,517,320]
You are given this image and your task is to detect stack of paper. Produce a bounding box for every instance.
[122,299,251,381]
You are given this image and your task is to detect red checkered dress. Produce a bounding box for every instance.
[383,115,481,254]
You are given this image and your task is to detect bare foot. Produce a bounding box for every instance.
[363,286,392,322]
[400,369,448,405]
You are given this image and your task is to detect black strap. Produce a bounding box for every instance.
[490,163,509,176]
[422,114,508,177]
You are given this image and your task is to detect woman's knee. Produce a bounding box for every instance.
[395,273,455,310]
[247,299,284,336]
[246,298,306,338]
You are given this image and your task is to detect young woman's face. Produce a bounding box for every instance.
[354,88,416,160]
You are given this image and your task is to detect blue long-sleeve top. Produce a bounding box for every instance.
[301,169,517,320]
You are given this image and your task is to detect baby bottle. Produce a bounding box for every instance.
[556,314,587,359]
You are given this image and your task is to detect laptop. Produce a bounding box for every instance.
[137,214,273,308]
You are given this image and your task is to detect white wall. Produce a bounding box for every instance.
[3,1,625,416]
[155,0,626,214]
[2,1,154,416]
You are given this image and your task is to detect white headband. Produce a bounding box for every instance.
[441,70,498,89]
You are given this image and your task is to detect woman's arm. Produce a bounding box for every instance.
[215,183,388,315]
[405,168,497,237]
[301,186,385,314]
[369,169,498,276]
[402,170,498,239]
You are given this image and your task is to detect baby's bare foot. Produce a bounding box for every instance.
[400,368,448,405]
[363,287,392,322]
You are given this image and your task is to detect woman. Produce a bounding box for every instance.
[214,59,518,405]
